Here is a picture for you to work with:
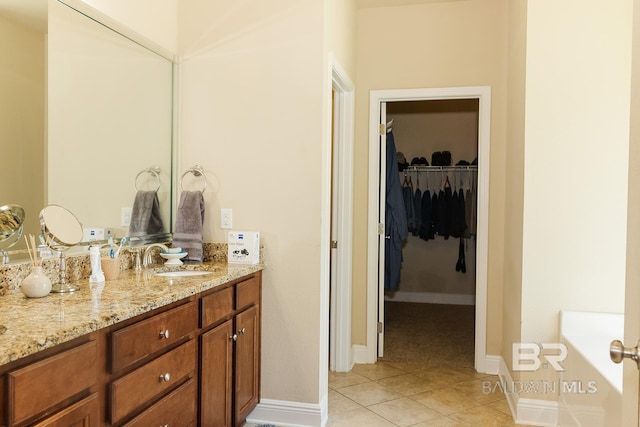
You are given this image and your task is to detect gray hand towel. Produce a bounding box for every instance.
[172,191,205,262]
[128,190,165,237]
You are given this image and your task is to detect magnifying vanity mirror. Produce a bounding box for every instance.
[0,205,25,261]
[40,204,83,293]
[0,0,176,263]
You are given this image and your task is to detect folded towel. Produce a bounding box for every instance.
[172,191,205,262]
[128,190,165,237]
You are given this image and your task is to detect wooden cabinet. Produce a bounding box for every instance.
[200,321,233,427]
[0,271,261,427]
[6,339,97,427]
[200,273,261,426]
[32,394,100,427]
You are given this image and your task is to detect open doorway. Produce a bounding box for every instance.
[366,86,491,373]
[382,98,478,365]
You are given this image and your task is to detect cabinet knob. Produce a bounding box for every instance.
[159,329,170,339]
[230,334,238,341]
[238,328,246,335]
[159,372,171,382]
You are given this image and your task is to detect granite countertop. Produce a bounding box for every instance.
[0,262,265,366]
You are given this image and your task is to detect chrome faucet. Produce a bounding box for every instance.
[0,250,8,264]
[142,243,169,268]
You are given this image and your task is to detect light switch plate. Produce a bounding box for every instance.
[121,207,132,227]
[221,208,232,229]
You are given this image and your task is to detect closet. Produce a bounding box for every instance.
[383,98,479,362]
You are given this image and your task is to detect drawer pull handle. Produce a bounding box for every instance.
[159,329,170,339]
[159,372,171,382]
[230,334,238,342]
[238,328,246,335]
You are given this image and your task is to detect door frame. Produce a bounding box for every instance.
[328,54,355,373]
[365,86,492,373]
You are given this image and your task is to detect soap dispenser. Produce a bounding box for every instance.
[89,246,105,284]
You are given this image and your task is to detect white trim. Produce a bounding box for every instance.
[484,354,501,375]
[247,398,326,427]
[367,86,492,371]
[384,291,475,306]
[496,355,559,427]
[328,54,355,373]
[517,399,559,427]
[352,344,371,365]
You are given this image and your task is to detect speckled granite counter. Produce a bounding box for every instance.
[0,262,264,366]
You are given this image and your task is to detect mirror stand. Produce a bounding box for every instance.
[50,251,79,293]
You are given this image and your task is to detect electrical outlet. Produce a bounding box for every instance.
[221,208,232,229]
[121,207,132,227]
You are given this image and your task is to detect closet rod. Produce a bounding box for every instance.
[404,165,477,172]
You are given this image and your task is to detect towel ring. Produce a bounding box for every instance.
[180,165,207,194]
[134,167,161,192]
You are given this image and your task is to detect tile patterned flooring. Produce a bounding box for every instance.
[327,361,524,427]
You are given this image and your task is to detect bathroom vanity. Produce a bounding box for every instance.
[0,263,263,426]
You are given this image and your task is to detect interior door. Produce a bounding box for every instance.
[615,2,640,423]
[377,102,387,358]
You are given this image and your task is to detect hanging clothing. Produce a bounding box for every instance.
[402,177,415,233]
[412,187,422,237]
[419,189,433,241]
[437,181,453,239]
[451,188,466,239]
[384,131,408,291]
[431,191,439,237]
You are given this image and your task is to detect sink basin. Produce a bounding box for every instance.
[154,271,213,278]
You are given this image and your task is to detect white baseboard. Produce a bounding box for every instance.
[495,355,559,426]
[384,291,475,305]
[352,344,373,365]
[484,354,501,375]
[247,397,327,427]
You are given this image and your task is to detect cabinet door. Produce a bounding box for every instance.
[234,305,260,426]
[200,320,233,427]
[32,393,100,427]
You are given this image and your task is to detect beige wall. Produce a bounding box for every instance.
[177,0,330,405]
[501,0,526,379]
[355,0,509,355]
[518,0,631,400]
[0,14,45,243]
[325,0,357,79]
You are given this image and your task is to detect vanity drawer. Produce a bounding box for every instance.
[110,339,196,424]
[201,286,234,328]
[123,378,196,427]
[236,275,260,311]
[111,301,197,372]
[8,340,97,426]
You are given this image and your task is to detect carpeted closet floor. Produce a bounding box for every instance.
[380,301,475,367]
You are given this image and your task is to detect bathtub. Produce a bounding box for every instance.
[558,311,623,426]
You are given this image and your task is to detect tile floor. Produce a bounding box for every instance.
[326,361,526,427]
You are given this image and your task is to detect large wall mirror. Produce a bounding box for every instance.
[0,0,175,260]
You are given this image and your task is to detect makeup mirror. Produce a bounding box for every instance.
[0,204,25,253]
[40,204,83,293]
